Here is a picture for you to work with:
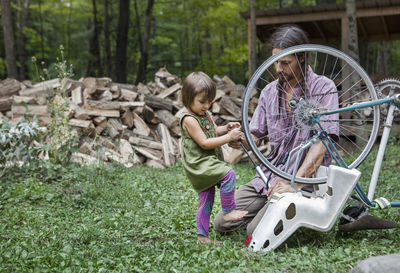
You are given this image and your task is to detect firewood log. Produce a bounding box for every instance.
[83,77,97,95]
[144,95,173,112]
[142,105,155,123]
[83,105,120,117]
[86,99,120,110]
[96,77,112,87]
[69,102,88,120]
[0,97,13,112]
[93,116,107,125]
[11,104,50,117]
[134,146,162,162]
[155,109,179,129]
[0,78,21,97]
[99,90,113,101]
[94,119,107,135]
[137,83,151,95]
[220,96,241,119]
[156,83,181,99]
[119,138,141,164]
[157,123,175,167]
[213,89,226,102]
[120,88,138,101]
[119,101,145,109]
[12,95,36,104]
[19,78,60,97]
[71,152,102,166]
[68,119,94,129]
[79,142,95,156]
[104,148,134,168]
[132,112,151,136]
[155,67,180,88]
[71,86,83,106]
[128,135,163,150]
[110,85,121,99]
[121,110,135,129]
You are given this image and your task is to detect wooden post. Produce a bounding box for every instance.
[249,0,257,78]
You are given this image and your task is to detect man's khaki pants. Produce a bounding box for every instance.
[214,181,270,235]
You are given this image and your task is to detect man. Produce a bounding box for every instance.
[214,24,339,235]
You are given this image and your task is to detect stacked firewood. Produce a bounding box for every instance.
[0,68,250,168]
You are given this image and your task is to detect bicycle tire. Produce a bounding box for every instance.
[241,44,380,184]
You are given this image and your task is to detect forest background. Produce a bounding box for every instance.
[1,0,400,86]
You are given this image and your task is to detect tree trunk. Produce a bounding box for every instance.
[17,0,30,80]
[103,0,112,77]
[136,0,154,84]
[1,0,19,79]
[116,0,130,83]
[67,0,72,57]
[38,0,44,60]
[345,0,364,145]
[383,42,391,75]
[133,0,143,53]
[376,43,384,76]
[316,0,336,3]
[87,0,102,77]
[249,0,257,77]
[375,41,391,76]
[346,0,359,62]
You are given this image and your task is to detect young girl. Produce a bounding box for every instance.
[179,71,248,245]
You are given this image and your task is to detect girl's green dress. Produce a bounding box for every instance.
[179,111,231,193]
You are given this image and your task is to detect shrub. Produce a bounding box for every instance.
[0,114,44,173]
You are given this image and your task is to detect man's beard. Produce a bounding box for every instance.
[278,72,294,83]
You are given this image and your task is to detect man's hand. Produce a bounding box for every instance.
[228,134,245,149]
[267,179,297,200]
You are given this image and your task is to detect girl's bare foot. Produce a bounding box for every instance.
[197,235,222,246]
[223,209,248,222]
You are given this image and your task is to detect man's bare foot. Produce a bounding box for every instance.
[197,235,222,246]
[223,209,248,222]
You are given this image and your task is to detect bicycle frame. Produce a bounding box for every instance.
[314,94,400,208]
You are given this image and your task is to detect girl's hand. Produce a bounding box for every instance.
[228,127,243,141]
[227,122,241,131]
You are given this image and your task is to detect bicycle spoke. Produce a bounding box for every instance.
[241,45,379,184]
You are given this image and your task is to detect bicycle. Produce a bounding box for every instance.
[240,44,400,252]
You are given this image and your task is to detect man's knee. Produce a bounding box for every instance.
[214,211,246,234]
[246,202,269,235]
[246,219,257,235]
[214,211,228,233]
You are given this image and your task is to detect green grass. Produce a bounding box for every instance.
[1,141,400,272]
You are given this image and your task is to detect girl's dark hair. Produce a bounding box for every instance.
[181,72,216,108]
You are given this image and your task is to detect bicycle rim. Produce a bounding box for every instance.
[241,44,380,184]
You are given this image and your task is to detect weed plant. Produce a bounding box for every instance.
[45,45,77,165]
[0,141,399,272]
[32,45,77,166]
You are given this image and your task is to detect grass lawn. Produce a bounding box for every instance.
[1,141,400,272]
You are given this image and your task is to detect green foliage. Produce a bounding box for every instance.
[1,143,400,271]
[151,0,250,84]
[0,115,43,172]
[45,46,77,166]
[2,0,400,85]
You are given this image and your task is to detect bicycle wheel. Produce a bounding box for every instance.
[241,44,380,184]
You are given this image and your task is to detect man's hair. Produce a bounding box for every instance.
[181,72,216,108]
[270,25,310,117]
[270,24,309,49]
